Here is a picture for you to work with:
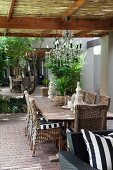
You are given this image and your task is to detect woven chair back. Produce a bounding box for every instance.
[99,94,111,110]
[24,90,30,114]
[84,91,97,104]
[29,98,40,128]
[80,90,86,102]
[74,104,108,131]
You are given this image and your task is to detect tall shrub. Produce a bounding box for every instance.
[45,53,86,95]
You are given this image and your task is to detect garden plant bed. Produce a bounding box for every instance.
[0,95,26,113]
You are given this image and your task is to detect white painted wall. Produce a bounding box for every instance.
[81,47,95,92]
[80,40,102,105]
[94,54,100,94]
[108,33,113,112]
[100,35,109,94]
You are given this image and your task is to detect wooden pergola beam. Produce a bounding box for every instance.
[74,30,91,37]
[0,16,113,31]
[7,0,16,21]
[0,32,104,38]
[96,32,109,37]
[0,32,62,37]
[79,32,109,38]
[40,30,52,37]
[62,0,87,20]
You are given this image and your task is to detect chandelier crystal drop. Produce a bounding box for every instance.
[45,30,83,66]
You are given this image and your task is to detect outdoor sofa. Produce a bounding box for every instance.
[59,130,113,170]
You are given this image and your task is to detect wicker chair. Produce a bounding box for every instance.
[24,91,43,140]
[28,97,43,143]
[84,91,97,104]
[73,104,109,131]
[99,94,111,129]
[24,90,31,136]
[80,89,86,102]
[24,90,39,137]
[9,76,18,92]
[29,99,64,156]
[99,94,111,109]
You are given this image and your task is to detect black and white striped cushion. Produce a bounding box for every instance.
[40,122,64,130]
[39,117,47,124]
[81,129,113,170]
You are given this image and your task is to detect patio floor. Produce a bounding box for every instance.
[0,86,42,97]
[0,112,60,170]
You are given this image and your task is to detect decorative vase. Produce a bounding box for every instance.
[71,81,83,112]
[48,78,56,100]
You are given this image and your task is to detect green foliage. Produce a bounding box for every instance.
[45,53,86,95]
[52,76,70,96]
[0,96,10,113]
[0,40,8,78]
[0,96,26,113]
[4,37,34,67]
[0,37,41,73]
[0,37,42,82]
[42,79,50,87]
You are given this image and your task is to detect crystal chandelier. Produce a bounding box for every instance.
[45,17,83,66]
[46,32,82,66]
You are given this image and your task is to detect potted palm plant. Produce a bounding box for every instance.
[52,76,70,106]
[53,76,69,96]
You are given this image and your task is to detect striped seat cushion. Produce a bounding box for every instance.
[81,129,113,170]
[39,117,61,124]
[40,117,48,124]
[39,122,64,130]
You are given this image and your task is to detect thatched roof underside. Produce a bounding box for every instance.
[0,0,113,37]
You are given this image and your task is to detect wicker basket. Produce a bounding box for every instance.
[41,87,49,97]
[53,96,66,106]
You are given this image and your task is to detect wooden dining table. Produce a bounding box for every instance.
[33,96,113,126]
[33,96,74,127]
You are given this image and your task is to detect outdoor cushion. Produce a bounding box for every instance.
[40,117,48,124]
[81,129,113,170]
[40,122,64,130]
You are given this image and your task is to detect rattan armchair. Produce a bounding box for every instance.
[66,104,109,151]
[99,94,111,129]
[27,97,36,141]
[24,90,39,137]
[84,91,97,104]
[99,94,111,109]
[80,89,86,102]
[9,76,17,92]
[29,99,64,156]
[73,104,109,131]
[28,97,43,143]
[24,90,30,136]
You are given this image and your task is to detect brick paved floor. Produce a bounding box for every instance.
[0,113,60,170]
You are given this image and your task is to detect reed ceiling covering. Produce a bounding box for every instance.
[0,0,113,37]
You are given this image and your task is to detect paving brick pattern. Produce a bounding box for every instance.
[0,113,60,170]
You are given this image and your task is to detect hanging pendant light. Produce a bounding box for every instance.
[45,17,83,66]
